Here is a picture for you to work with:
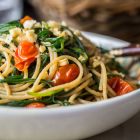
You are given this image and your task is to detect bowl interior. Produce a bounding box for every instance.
[0,32,139,112]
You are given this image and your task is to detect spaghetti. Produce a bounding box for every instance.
[0,16,136,108]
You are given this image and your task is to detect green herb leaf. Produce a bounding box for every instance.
[37,28,52,41]
[0,75,51,85]
[0,21,22,34]
[28,88,64,97]
[0,77,34,84]
[69,46,88,63]
[42,37,65,52]
[61,26,88,63]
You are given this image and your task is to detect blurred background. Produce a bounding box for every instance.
[1,0,140,43]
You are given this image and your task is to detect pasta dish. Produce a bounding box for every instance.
[0,16,136,108]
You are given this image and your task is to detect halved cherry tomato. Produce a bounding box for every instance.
[14,41,38,71]
[16,41,38,61]
[108,77,134,96]
[52,64,80,86]
[20,16,32,24]
[15,58,35,71]
[26,102,46,108]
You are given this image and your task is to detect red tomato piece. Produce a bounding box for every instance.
[108,77,134,96]
[52,64,80,86]
[20,16,32,24]
[14,41,38,71]
[15,58,35,71]
[26,102,46,108]
[16,41,38,61]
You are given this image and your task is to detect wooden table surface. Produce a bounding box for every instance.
[85,111,140,140]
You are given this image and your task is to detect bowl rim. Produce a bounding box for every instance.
[0,88,139,112]
[0,32,139,114]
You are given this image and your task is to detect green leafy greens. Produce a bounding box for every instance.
[61,26,88,63]
[37,28,65,52]
[42,37,65,52]
[0,75,34,84]
[0,75,51,86]
[0,21,22,34]
[36,26,88,63]
[37,28,52,41]
[28,88,64,97]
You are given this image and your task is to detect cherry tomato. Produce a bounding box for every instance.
[16,41,38,60]
[15,58,35,71]
[26,102,46,108]
[52,64,80,86]
[14,41,38,71]
[20,16,32,24]
[108,77,134,96]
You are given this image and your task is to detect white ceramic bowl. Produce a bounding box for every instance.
[0,33,140,140]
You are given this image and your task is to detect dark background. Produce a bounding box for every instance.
[23,0,140,43]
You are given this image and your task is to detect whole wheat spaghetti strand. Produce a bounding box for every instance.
[48,47,58,79]
[0,94,33,100]
[0,99,10,104]
[0,63,6,71]
[0,72,11,95]
[77,98,91,104]
[92,61,102,91]
[68,92,81,104]
[91,69,116,97]
[83,64,89,75]
[92,60,107,99]
[23,69,28,78]
[0,45,14,56]
[66,79,91,97]
[2,52,11,77]
[0,90,29,96]
[107,85,116,97]
[4,67,14,77]
[85,87,102,97]
[100,62,108,99]
[65,73,92,91]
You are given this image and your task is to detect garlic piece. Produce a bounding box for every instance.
[39,45,46,53]
[48,21,60,29]
[33,22,41,28]
[59,58,69,66]
[59,31,67,37]
[52,28,61,36]
[23,20,37,29]
[25,30,37,42]
[9,28,22,38]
